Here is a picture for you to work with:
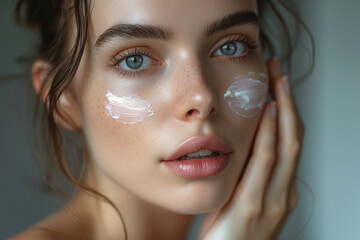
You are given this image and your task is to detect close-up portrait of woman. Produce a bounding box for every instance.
[1,0,359,239]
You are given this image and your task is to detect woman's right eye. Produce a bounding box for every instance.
[119,55,152,70]
[110,48,158,77]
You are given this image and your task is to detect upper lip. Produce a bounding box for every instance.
[162,134,233,161]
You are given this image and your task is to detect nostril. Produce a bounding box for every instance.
[186,109,195,117]
[186,107,216,118]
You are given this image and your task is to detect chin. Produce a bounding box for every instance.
[160,181,234,215]
[168,195,230,215]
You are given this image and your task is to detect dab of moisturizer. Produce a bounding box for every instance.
[104,90,154,124]
[224,72,267,118]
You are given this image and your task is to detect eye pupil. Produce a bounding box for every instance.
[220,42,237,55]
[126,55,143,69]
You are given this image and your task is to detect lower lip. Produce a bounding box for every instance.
[161,153,232,178]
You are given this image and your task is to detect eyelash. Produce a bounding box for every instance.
[109,34,259,78]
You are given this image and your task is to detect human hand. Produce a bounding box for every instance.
[198,58,305,240]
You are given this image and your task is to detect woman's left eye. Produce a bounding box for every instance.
[213,41,247,57]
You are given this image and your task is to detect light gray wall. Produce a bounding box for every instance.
[277,0,360,239]
[0,1,64,238]
[1,0,360,239]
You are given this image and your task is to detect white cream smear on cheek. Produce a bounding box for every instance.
[224,72,267,118]
[104,90,154,124]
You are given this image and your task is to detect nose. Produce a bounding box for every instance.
[172,61,218,122]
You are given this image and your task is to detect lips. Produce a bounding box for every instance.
[163,134,233,161]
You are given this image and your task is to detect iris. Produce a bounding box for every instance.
[220,42,237,55]
[126,55,143,69]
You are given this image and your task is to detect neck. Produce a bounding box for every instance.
[67,163,195,240]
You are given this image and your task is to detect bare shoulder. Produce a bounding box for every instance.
[8,207,87,240]
[9,198,93,240]
[8,228,71,240]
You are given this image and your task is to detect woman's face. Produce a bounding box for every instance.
[70,0,269,214]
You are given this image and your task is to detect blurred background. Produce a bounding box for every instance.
[1,0,359,239]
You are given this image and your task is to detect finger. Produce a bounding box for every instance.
[267,59,303,128]
[288,178,298,211]
[267,58,282,97]
[267,59,305,196]
[237,101,278,205]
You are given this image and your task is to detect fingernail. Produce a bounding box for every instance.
[282,76,291,94]
[270,101,277,119]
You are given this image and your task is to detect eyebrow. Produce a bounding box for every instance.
[94,10,258,49]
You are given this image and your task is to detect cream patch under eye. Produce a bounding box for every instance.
[104,90,154,124]
[224,72,267,118]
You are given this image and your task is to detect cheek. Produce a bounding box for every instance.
[224,72,268,119]
[81,86,152,168]
[214,71,269,127]
[82,76,157,145]
[104,90,154,124]
[209,57,269,120]
[215,72,269,165]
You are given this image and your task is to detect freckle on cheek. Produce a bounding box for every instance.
[224,72,268,118]
[90,89,154,148]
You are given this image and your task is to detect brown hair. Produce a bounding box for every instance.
[14,0,315,239]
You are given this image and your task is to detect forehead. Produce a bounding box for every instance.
[90,0,257,40]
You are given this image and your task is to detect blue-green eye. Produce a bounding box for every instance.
[119,55,152,70]
[214,41,247,57]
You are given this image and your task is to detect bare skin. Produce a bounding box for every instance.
[10,0,304,239]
